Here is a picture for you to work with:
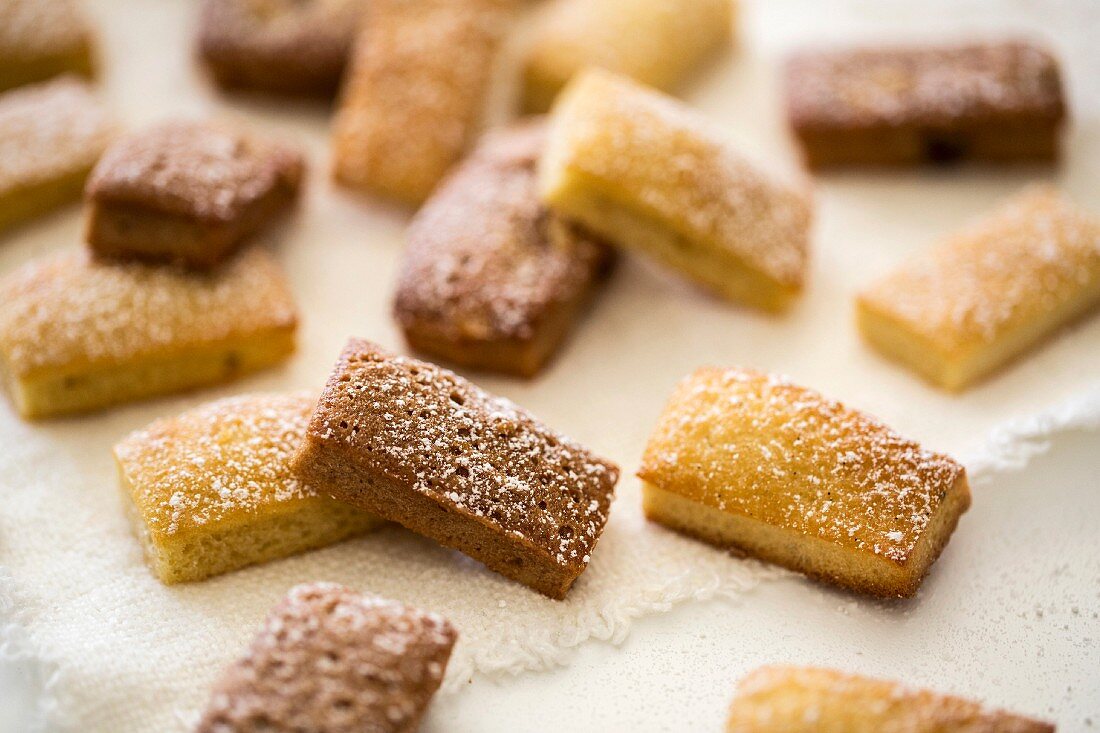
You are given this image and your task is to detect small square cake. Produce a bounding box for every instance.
[85,120,304,270]
[393,119,614,377]
[0,247,297,419]
[290,339,620,599]
[0,77,114,233]
[197,0,366,96]
[0,0,96,92]
[857,186,1100,391]
[331,0,515,204]
[197,583,456,733]
[115,393,381,584]
[540,69,812,312]
[522,0,733,113]
[784,41,1066,168]
[726,667,1054,733]
[639,368,970,598]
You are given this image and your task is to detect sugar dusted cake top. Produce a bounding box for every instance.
[0,247,296,377]
[198,582,455,733]
[639,367,964,564]
[859,185,1100,349]
[86,119,303,223]
[115,392,321,539]
[304,339,619,569]
[786,41,1065,131]
[0,77,113,195]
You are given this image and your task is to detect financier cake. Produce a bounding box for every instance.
[639,367,970,598]
[331,0,515,204]
[393,119,615,377]
[784,41,1066,168]
[0,77,114,233]
[197,583,456,733]
[0,0,96,92]
[857,185,1100,391]
[197,0,366,96]
[540,69,812,312]
[290,339,620,599]
[84,120,304,270]
[115,393,380,584]
[521,0,733,113]
[726,666,1054,733]
[0,247,297,419]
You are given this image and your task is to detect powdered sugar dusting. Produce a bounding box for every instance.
[308,340,619,569]
[197,582,456,733]
[547,70,811,288]
[86,120,303,223]
[639,368,964,562]
[394,120,612,343]
[786,41,1065,130]
[0,247,297,376]
[0,77,114,196]
[114,392,322,537]
[860,185,1100,346]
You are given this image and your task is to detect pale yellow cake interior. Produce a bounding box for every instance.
[726,666,1053,733]
[540,69,810,312]
[115,392,381,584]
[522,0,734,113]
[639,367,969,597]
[858,185,1100,391]
[0,247,297,419]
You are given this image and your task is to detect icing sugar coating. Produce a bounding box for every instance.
[0,247,297,376]
[0,76,114,196]
[300,339,619,570]
[116,392,322,537]
[197,583,456,733]
[860,185,1100,348]
[727,666,1054,733]
[639,367,964,564]
[85,119,303,223]
[786,41,1065,130]
[394,119,612,344]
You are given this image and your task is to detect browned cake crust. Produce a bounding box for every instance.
[197,583,456,733]
[84,120,304,270]
[727,666,1055,733]
[197,0,366,97]
[330,0,516,204]
[0,0,96,92]
[784,41,1066,168]
[393,119,615,377]
[290,339,620,598]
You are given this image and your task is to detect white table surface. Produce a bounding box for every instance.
[2,0,1099,731]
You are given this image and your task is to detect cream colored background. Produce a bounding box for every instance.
[1,0,1098,730]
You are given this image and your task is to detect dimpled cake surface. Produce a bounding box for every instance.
[521,0,733,112]
[393,119,614,376]
[539,69,811,311]
[726,666,1054,733]
[857,185,1100,391]
[330,0,515,204]
[0,77,114,232]
[290,339,620,598]
[114,393,381,584]
[197,583,456,733]
[0,247,297,418]
[638,367,970,597]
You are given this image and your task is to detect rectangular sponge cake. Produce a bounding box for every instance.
[539,69,811,312]
[639,367,970,598]
[115,393,381,584]
[857,185,1100,391]
[0,247,297,419]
